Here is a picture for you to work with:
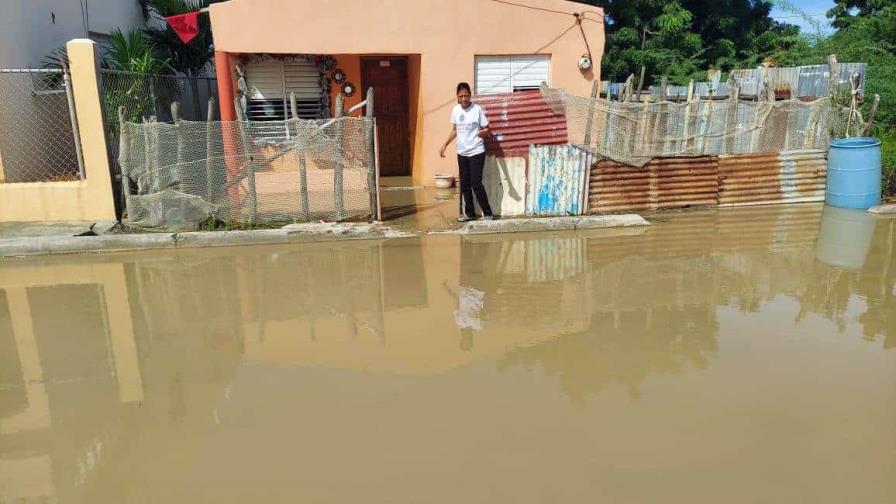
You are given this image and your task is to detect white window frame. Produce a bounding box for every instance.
[242,56,324,143]
[474,54,551,95]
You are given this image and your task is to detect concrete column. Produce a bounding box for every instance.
[215,50,236,121]
[65,39,117,220]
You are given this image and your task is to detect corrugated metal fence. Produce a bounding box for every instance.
[527,145,594,215]
[586,150,827,213]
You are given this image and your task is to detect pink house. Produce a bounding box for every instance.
[209,0,604,185]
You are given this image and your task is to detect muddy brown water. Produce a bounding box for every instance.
[2,204,894,503]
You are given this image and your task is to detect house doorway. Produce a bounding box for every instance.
[362,57,410,177]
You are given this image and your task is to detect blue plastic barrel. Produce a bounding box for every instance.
[826,137,881,210]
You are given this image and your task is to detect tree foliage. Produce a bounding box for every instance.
[827,0,896,29]
[574,0,809,84]
[138,0,223,76]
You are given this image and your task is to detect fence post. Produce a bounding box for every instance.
[117,107,131,208]
[234,97,256,225]
[334,92,345,220]
[205,97,216,202]
[63,64,86,179]
[171,102,184,174]
[583,80,599,147]
[725,78,739,153]
[365,87,377,220]
[190,78,201,120]
[290,91,310,220]
[682,80,695,153]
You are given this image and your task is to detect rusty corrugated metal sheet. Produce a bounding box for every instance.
[476,90,568,157]
[718,150,826,207]
[588,156,720,213]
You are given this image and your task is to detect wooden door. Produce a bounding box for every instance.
[362,57,410,176]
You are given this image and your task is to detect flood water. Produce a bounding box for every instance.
[2,204,895,503]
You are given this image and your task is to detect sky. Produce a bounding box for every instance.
[769,0,836,35]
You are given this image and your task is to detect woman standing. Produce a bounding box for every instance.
[440,82,494,222]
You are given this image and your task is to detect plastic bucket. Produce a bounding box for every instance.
[826,137,881,210]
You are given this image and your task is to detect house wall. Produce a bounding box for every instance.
[0,0,143,68]
[209,0,604,185]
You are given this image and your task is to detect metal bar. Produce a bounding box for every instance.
[334,93,345,220]
[290,91,310,220]
[365,87,377,220]
[63,67,86,179]
[205,97,216,202]
[234,98,257,225]
[0,68,63,73]
[374,118,382,221]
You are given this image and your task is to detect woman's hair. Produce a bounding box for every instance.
[456,82,472,95]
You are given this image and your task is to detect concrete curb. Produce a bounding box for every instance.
[0,223,415,258]
[0,216,649,258]
[442,214,650,235]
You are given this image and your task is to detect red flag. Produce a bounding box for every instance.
[165,12,200,44]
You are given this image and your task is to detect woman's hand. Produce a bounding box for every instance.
[439,145,448,158]
[478,126,491,139]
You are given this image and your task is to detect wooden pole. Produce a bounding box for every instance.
[636,65,646,101]
[117,107,131,212]
[583,80,599,147]
[171,100,184,163]
[699,96,712,154]
[623,74,634,102]
[234,97,256,225]
[725,78,739,153]
[290,91,310,221]
[334,92,345,220]
[826,54,838,97]
[365,87,378,221]
[637,96,650,157]
[862,94,881,135]
[205,97,216,202]
[682,80,694,153]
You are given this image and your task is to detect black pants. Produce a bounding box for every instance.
[458,152,492,218]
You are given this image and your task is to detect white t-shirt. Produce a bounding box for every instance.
[450,103,489,157]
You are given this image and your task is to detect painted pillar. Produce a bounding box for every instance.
[215,50,236,121]
[214,50,241,217]
[65,39,117,220]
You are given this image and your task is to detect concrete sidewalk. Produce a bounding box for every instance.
[0,215,649,258]
[0,186,650,257]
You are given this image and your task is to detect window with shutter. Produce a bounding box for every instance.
[244,58,323,121]
[474,55,550,95]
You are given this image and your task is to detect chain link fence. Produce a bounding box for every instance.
[0,69,84,183]
[119,116,377,230]
[100,70,217,212]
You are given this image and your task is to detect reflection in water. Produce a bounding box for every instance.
[1,204,894,503]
